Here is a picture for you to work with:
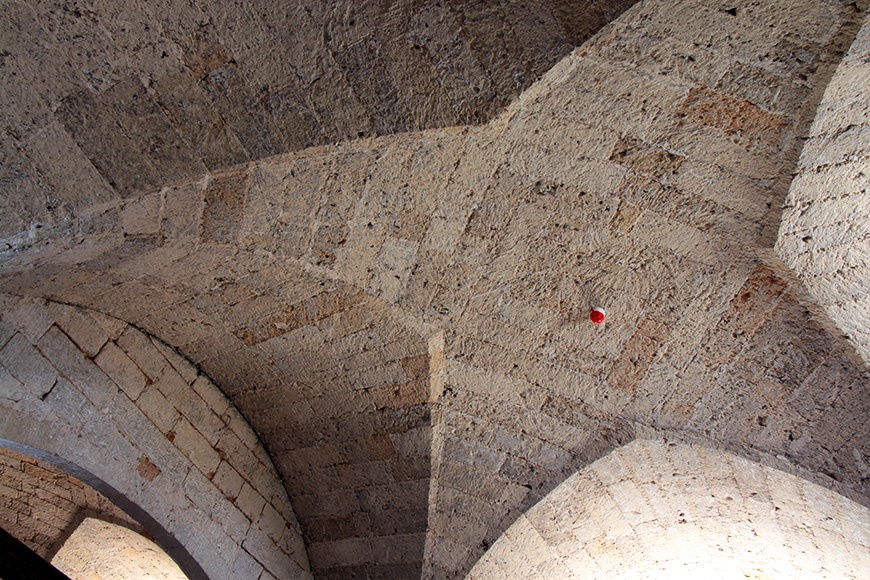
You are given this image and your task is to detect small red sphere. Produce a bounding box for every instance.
[590,307,606,324]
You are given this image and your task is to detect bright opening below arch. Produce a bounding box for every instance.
[51,518,188,580]
[469,439,870,579]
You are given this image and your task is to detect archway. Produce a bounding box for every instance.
[469,438,870,578]
[0,295,310,579]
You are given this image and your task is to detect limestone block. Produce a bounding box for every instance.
[154,338,200,385]
[233,549,263,580]
[36,326,118,409]
[0,333,57,399]
[56,89,159,197]
[116,326,168,382]
[0,297,54,343]
[171,418,221,478]
[94,342,147,401]
[120,192,162,237]
[136,386,180,435]
[24,122,117,211]
[0,364,25,402]
[201,171,249,244]
[201,62,285,160]
[43,378,89,423]
[235,482,267,522]
[212,460,245,501]
[154,72,249,172]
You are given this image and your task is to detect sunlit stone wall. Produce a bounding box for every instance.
[469,439,870,579]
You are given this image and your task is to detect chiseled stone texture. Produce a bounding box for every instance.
[0,296,310,580]
[468,439,870,579]
[0,447,143,560]
[777,11,870,365]
[0,0,638,242]
[52,517,187,580]
[0,0,867,579]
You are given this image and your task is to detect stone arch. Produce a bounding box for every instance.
[0,280,436,578]
[777,11,870,365]
[468,438,870,579]
[0,295,310,579]
[0,0,867,578]
[0,445,151,566]
[0,442,195,579]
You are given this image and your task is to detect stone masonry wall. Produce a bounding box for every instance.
[1,139,440,577]
[469,439,870,579]
[777,12,870,365]
[0,0,637,245]
[0,0,866,579]
[0,295,310,580]
[0,446,142,560]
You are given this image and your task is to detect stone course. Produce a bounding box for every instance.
[0,0,867,578]
[0,296,309,579]
[468,439,870,579]
[0,447,142,560]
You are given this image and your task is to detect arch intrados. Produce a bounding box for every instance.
[469,436,870,579]
[0,439,208,580]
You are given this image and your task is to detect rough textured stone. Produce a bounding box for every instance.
[51,517,188,579]
[0,1,867,579]
[0,0,642,240]
[0,447,143,560]
[469,440,870,579]
[201,171,250,244]
[777,10,870,365]
[0,297,309,579]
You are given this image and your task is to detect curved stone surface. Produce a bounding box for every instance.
[53,517,187,580]
[0,296,309,580]
[777,12,870,365]
[0,0,638,241]
[0,1,867,579]
[469,439,870,579]
[0,447,143,562]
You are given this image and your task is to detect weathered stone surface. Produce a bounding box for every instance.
[56,89,160,198]
[469,440,870,580]
[153,72,250,171]
[0,1,868,579]
[0,446,144,559]
[200,171,249,244]
[0,296,308,579]
[777,10,870,365]
[679,87,789,147]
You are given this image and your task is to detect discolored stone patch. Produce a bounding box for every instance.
[136,455,161,481]
[722,264,789,336]
[180,24,233,80]
[701,263,790,366]
[679,87,788,146]
[371,379,429,410]
[610,200,642,233]
[609,317,670,395]
[200,170,249,244]
[233,288,363,345]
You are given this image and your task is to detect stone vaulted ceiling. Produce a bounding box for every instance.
[0,0,636,237]
[1,0,869,579]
